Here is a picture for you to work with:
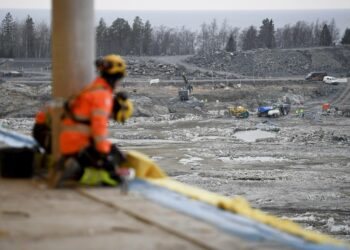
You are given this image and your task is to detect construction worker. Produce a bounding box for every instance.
[51,54,133,187]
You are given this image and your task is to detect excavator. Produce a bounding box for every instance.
[178,73,193,101]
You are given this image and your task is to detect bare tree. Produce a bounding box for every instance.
[152,26,173,55]
[292,21,313,47]
[218,19,230,50]
[276,25,293,48]
[35,21,50,58]
[328,18,339,43]
[179,26,195,54]
[197,23,210,54]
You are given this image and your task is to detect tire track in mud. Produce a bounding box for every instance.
[149,55,245,79]
[332,81,350,106]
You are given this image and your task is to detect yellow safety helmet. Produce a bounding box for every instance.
[95,54,127,76]
[112,92,133,123]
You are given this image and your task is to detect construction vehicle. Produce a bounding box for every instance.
[178,88,189,101]
[275,103,291,115]
[226,106,249,118]
[305,72,327,81]
[258,102,290,118]
[178,73,193,101]
[323,76,347,85]
[257,105,282,118]
[258,106,280,118]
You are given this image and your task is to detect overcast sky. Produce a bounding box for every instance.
[1,0,350,10]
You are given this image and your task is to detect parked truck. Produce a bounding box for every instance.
[305,72,327,81]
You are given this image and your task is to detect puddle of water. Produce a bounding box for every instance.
[234,129,276,142]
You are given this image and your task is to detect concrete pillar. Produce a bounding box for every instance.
[51,0,95,160]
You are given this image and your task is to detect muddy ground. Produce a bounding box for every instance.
[0,58,349,241]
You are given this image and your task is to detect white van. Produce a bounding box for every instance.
[323,76,347,85]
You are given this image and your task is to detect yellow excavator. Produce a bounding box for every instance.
[227,106,249,118]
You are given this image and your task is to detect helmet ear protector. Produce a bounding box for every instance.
[112,92,133,123]
[95,57,111,70]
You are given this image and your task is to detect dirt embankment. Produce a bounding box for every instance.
[126,56,236,80]
[186,46,350,77]
[0,77,340,119]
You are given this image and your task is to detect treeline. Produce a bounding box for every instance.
[1,12,350,58]
[0,13,50,58]
[205,18,348,53]
[273,19,339,48]
[96,17,196,56]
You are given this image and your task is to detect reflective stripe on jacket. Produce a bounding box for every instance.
[60,77,113,155]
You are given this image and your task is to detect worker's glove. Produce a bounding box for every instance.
[112,92,133,123]
[78,145,126,171]
[95,153,112,169]
[110,144,127,167]
[78,147,108,169]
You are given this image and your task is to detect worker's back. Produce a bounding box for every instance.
[60,77,113,155]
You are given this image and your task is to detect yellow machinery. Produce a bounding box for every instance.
[227,106,249,118]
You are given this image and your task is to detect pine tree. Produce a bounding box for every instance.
[242,26,258,51]
[142,21,152,55]
[258,18,276,49]
[23,15,36,58]
[96,18,108,56]
[319,24,332,46]
[341,28,350,45]
[130,16,144,55]
[225,33,236,52]
[109,18,131,55]
[0,12,16,57]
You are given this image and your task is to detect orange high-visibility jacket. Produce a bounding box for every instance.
[60,77,113,155]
